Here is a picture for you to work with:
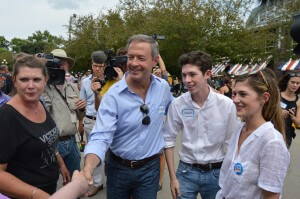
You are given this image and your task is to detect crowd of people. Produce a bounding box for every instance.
[0,34,298,199]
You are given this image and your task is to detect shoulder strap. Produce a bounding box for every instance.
[53,85,73,112]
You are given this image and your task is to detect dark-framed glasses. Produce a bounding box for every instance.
[140,104,151,125]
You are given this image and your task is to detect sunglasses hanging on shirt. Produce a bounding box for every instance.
[140,104,151,125]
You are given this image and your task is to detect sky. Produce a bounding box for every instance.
[0,0,119,41]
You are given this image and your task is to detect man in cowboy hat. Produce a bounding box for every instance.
[42,49,86,183]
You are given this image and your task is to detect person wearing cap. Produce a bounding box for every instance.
[42,49,86,179]
[82,35,173,198]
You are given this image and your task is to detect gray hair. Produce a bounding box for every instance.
[91,51,107,64]
[126,34,159,58]
[0,65,8,71]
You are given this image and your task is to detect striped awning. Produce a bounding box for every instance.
[277,59,300,71]
[211,64,228,76]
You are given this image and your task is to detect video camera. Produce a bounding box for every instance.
[152,34,165,40]
[45,54,65,85]
[103,49,127,81]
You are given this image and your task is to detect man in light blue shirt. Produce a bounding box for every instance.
[82,35,173,199]
[79,51,107,196]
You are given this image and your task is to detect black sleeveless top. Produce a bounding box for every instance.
[224,85,232,98]
[281,95,298,140]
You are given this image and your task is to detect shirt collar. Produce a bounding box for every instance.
[252,121,274,137]
[186,85,214,107]
[117,72,161,93]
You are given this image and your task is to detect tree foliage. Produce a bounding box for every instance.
[66,0,268,75]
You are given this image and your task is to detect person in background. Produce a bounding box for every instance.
[79,51,108,196]
[219,77,232,98]
[42,49,86,178]
[216,69,290,199]
[116,47,128,73]
[163,51,238,199]
[0,65,13,95]
[278,72,300,148]
[0,73,10,107]
[82,34,173,198]
[0,55,69,198]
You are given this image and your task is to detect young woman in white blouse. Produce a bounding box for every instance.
[216,69,290,199]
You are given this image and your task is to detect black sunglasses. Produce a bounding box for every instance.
[140,104,151,125]
[289,73,300,77]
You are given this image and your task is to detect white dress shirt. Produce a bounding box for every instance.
[216,122,290,199]
[163,88,239,164]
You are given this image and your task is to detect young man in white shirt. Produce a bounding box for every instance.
[163,51,239,199]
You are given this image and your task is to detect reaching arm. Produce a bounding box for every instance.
[0,164,50,199]
[49,170,89,199]
[158,55,167,74]
[81,154,101,186]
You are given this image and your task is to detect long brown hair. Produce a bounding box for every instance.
[235,68,285,140]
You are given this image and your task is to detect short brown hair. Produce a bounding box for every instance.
[178,51,212,74]
[13,55,48,77]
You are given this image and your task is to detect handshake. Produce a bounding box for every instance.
[50,170,94,199]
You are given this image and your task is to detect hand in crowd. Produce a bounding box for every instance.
[72,170,89,197]
[113,67,124,81]
[288,108,296,120]
[81,166,94,196]
[60,164,71,186]
[170,178,181,199]
[75,98,86,110]
[91,76,102,94]
[282,109,289,118]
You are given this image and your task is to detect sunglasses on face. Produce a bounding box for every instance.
[140,104,151,125]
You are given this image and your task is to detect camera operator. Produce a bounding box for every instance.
[92,50,124,110]
[42,49,86,180]
[79,51,105,196]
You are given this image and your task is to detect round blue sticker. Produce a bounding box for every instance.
[234,163,243,175]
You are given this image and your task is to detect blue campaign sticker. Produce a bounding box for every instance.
[234,163,243,175]
[182,109,194,117]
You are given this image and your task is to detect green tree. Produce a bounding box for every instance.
[10,31,65,54]
[0,36,9,50]
[66,0,268,76]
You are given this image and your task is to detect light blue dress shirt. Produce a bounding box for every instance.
[84,73,173,162]
[80,76,97,117]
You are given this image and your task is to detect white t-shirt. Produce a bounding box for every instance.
[216,122,290,199]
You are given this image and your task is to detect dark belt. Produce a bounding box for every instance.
[110,150,160,169]
[59,135,74,141]
[182,160,223,171]
[85,115,96,120]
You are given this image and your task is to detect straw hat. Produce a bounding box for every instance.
[51,49,75,68]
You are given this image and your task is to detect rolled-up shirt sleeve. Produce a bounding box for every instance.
[84,92,117,163]
[163,100,182,148]
[258,140,290,193]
